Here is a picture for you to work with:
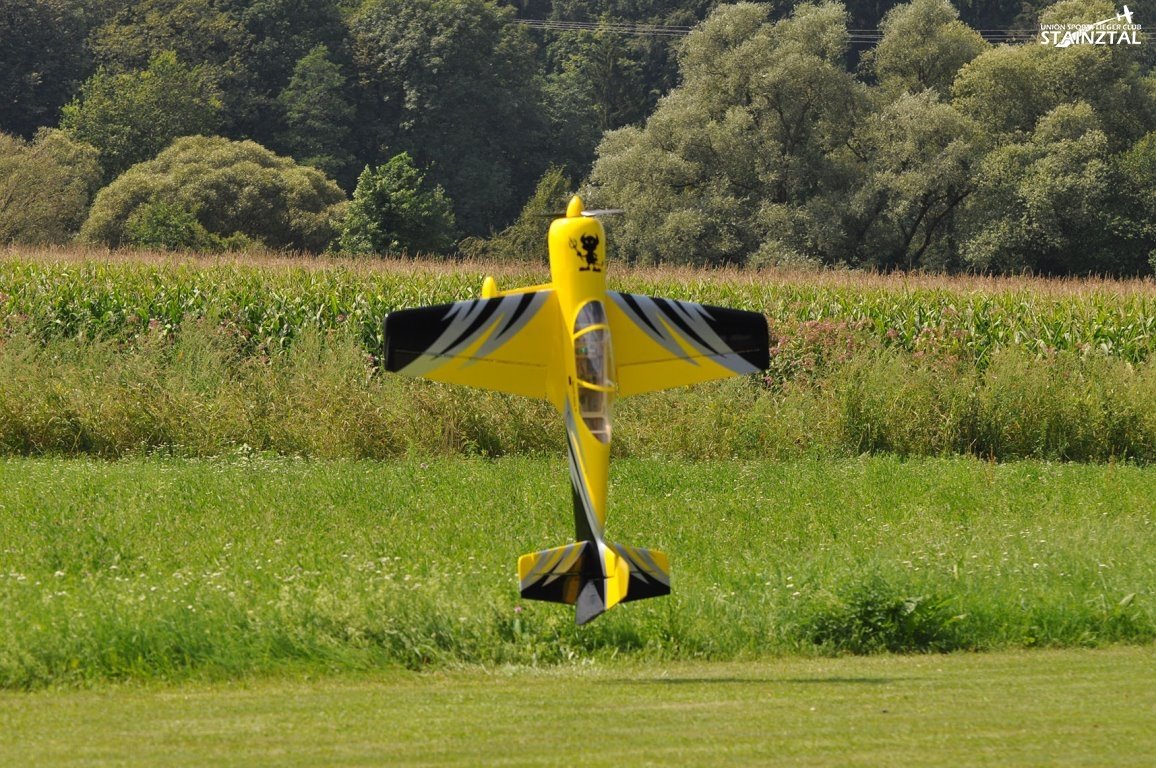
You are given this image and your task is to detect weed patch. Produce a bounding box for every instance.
[797,575,969,654]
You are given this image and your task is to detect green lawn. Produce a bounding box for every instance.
[1,647,1152,766]
[1,456,1152,687]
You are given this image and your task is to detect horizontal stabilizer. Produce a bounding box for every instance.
[518,541,670,625]
[609,543,671,602]
[518,542,590,606]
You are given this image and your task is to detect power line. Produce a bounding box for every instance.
[514,18,1050,43]
[515,19,694,37]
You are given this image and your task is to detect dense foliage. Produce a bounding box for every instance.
[337,153,457,255]
[589,0,1156,274]
[59,51,224,182]
[78,136,347,251]
[0,129,101,245]
[1,0,1155,274]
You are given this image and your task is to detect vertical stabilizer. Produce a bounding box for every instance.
[575,580,605,625]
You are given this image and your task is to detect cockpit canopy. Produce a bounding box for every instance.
[573,301,614,443]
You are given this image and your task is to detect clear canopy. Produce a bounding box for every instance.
[573,301,613,443]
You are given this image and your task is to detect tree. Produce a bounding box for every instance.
[89,0,247,72]
[951,45,1053,138]
[123,199,226,251]
[861,0,987,98]
[87,0,354,142]
[276,45,355,181]
[1115,132,1156,274]
[536,0,697,133]
[462,166,574,262]
[59,51,223,182]
[0,129,101,244]
[0,0,93,138]
[223,0,351,145]
[959,103,1128,274]
[587,2,866,265]
[543,27,647,179]
[336,153,456,255]
[87,0,255,130]
[952,0,1156,147]
[350,0,551,234]
[80,136,346,251]
[846,92,981,270]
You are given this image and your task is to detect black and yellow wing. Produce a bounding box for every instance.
[383,290,561,401]
[606,292,768,397]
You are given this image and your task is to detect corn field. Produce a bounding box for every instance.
[3,249,1155,366]
[2,248,1155,464]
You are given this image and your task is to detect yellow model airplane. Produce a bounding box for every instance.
[382,196,769,624]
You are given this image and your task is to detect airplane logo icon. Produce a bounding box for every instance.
[1050,5,1140,48]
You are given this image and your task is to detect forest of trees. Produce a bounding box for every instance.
[3,0,1156,275]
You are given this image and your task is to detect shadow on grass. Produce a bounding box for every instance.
[602,676,904,686]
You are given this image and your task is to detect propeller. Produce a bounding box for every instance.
[536,208,625,219]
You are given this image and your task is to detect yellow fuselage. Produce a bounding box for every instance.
[548,198,614,541]
[545,201,632,609]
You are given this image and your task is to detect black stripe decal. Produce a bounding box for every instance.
[504,292,535,331]
[619,292,663,338]
[655,298,719,354]
[442,298,501,353]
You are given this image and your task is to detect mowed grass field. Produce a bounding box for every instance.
[2,648,1153,767]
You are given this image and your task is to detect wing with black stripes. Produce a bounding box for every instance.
[606,292,769,397]
[383,290,561,401]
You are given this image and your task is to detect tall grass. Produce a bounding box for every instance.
[3,249,1156,462]
[1,456,1151,687]
[2,250,1152,687]
[2,320,1153,461]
